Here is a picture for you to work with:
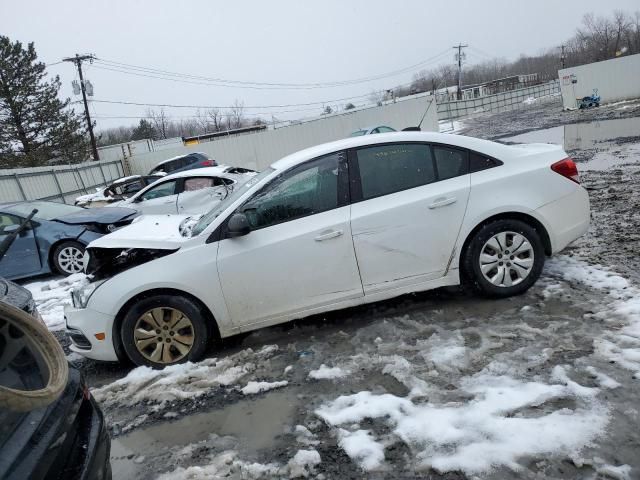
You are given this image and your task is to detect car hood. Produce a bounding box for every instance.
[53,207,139,225]
[88,214,192,249]
[0,277,33,311]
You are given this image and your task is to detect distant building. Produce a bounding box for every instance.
[434,73,541,102]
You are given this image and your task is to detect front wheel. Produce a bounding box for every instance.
[463,219,545,297]
[120,295,210,368]
[52,241,86,276]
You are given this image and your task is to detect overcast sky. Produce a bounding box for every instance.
[2,0,639,131]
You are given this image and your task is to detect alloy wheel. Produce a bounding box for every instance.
[133,307,195,364]
[479,231,534,287]
[57,246,85,274]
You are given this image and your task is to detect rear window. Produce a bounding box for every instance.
[469,152,502,172]
[355,143,436,200]
[433,146,469,180]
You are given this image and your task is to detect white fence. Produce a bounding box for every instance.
[559,53,640,110]
[0,159,125,204]
[436,81,561,120]
[127,95,438,174]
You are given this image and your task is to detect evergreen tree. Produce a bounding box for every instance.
[130,119,156,140]
[0,36,88,167]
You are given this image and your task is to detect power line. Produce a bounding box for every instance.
[90,50,453,90]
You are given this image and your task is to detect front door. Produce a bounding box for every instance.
[217,151,363,327]
[0,213,42,279]
[349,142,471,294]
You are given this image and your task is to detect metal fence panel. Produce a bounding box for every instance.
[0,159,125,204]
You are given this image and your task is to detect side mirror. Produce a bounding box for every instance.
[4,225,20,234]
[227,213,251,238]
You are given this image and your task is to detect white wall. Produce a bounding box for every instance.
[559,53,640,109]
[127,95,438,174]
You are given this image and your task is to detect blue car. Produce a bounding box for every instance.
[0,201,139,280]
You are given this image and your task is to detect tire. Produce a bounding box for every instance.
[52,241,86,276]
[120,294,211,368]
[462,219,545,298]
[0,302,69,412]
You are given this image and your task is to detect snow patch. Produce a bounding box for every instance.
[287,449,321,478]
[308,364,349,380]
[338,429,385,471]
[240,380,288,395]
[92,345,279,407]
[24,274,87,331]
[316,371,608,474]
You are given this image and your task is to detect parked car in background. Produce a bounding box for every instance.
[65,132,589,368]
[0,221,111,480]
[110,166,257,216]
[74,174,164,207]
[350,125,396,137]
[148,152,217,175]
[0,201,139,280]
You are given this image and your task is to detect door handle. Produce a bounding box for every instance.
[314,230,343,241]
[428,197,457,209]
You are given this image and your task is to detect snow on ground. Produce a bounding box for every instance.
[316,367,608,474]
[438,119,465,133]
[156,448,320,479]
[93,345,280,407]
[23,274,87,330]
[308,364,349,380]
[240,380,288,395]
[546,256,640,377]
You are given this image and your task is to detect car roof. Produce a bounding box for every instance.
[153,165,235,181]
[153,152,209,167]
[270,131,514,171]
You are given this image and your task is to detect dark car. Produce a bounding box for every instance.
[0,286,112,480]
[0,225,111,480]
[0,201,139,280]
[148,152,217,175]
[74,174,164,207]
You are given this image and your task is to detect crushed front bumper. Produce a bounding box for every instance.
[64,305,119,361]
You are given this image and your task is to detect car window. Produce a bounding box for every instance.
[145,175,164,185]
[184,177,215,191]
[355,143,436,200]
[371,128,380,134]
[241,152,342,230]
[139,180,178,201]
[350,130,367,137]
[0,213,20,233]
[378,126,395,133]
[121,180,144,194]
[470,151,502,172]
[433,146,469,180]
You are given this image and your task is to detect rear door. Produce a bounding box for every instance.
[176,177,228,214]
[132,180,179,214]
[349,142,471,294]
[0,213,41,279]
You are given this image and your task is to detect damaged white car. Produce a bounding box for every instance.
[64,132,589,368]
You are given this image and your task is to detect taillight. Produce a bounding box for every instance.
[551,158,580,184]
[200,160,216,166]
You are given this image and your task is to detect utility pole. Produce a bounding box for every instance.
[63,54,99,160]
[452,44,468,101]
[559,45,566,69]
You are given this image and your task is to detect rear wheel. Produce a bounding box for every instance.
[121,294,210,368]
[52,241,85,276]
[463,219,545,297]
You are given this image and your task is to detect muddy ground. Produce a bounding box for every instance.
[52,98,640,480]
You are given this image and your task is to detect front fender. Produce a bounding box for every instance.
[77,229,103,246]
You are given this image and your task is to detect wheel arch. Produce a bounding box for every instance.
[458,211,552,278]
[111,287,221,363]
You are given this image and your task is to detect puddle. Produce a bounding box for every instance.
[110,388,299,478]
[502,116,640,171]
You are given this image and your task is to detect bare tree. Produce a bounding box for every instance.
[207,108,224,132]
[147,108,169,139]
[228,99,245,129]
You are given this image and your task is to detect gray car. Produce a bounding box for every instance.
[0,201,139,280]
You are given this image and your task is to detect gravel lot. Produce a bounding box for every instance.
[30,97,640,480]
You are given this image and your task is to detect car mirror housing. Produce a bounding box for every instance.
[3,225,20,234]
[227,213,251,238]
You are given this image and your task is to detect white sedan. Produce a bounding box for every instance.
[110,166,257,215]
[65,132,589,368]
